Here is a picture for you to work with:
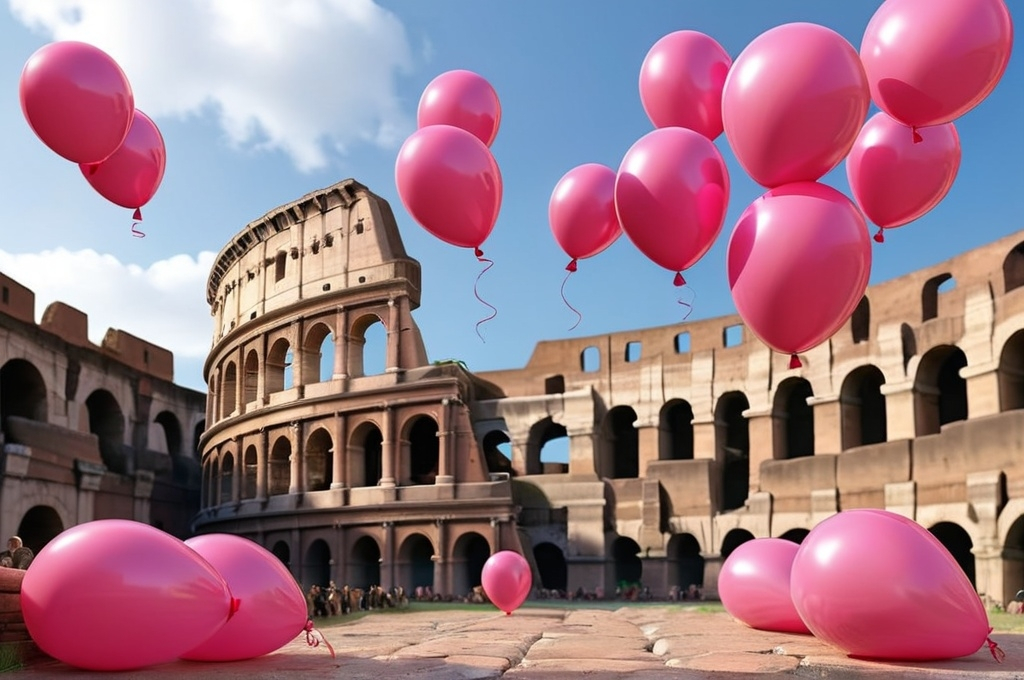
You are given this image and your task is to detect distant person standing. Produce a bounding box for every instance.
[0,536,33,569]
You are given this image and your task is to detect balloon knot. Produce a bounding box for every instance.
[131,222,146,238]
[86,163,99,176]
[789,354,802,369]
[505,611,512,616]
[873,227,884,243]
[228,597,241,619]
[673,272,685,287]
[304,619,336,658]
[566,258,578,273]
[474,247,484,259]
[132,208,143,221]
[911,126,923,144]
[987,630,1005,663]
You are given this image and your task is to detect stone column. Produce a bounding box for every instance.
[567,426,597,477]
[235,346,245,414]
[259,333,269,406]
[256,427,269,501]
[386,298,400,373]
[880,380,917,441]
[74,459,105,524]
[962,361,1001,419]
[744,407,773,493]
[293,317,306,396]
[635,416,659,477]
[384,521,396,589]
[491,516,502,552]
[289,421,302,494]
[232,435,242,502]
[436,399,454,484]
[691,417,716,460]
[334,306,349,382]
[331,412,347,489]
[133,471,155,523]
[807,394,842,454]
[433,519,448,595]
[380,407,396,488]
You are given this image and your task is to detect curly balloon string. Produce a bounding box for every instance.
[789,353,802,369]
[304,619,336,658]
[473,248,497,342]
[677,283,695,322]
[987,629,1005,663]
[561,259,583,331]
[873,227,885,243]
[131,222,145,238]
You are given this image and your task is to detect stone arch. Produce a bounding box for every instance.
[715,392,750,511]
[533,542,567,591]
[271,540,291,568]
[243,349,259,405]
[913,344,968,435]
[721,528,755,559]
[1003,241,1024,293]
[15,505,64,555]
[1001,509,1024,604]
[153,410,183,457]
[348,535,382,589]
[659,399,694,460]
[242,444,258,499]
[402,414,439,485]
[268,435,291,495]
[266,337,291,394]
[581,346,600,372]
[772,377,814,459]
[85,389,128,473]
[481,429,514,477]
[602,406,639,479]
[397,533,435,593]
[305,427,333,492]
[839,364,887,449]
[0,359,48,437]
[219,449,235,504]
[527,417,569,475]
[929,521,975,586]
[452,532,491,595]
[221,360,238,417]
[350,421,383,488]
[779,528,810,544]
[612,536,642,587]
[303,538,332,590]
[666,533,704,589]
[202,459,214,508]
[302,321,334,384]
[349,312,386,378]
[998,329,1024,411]
[850,296,870,343]
[922,272,953,322]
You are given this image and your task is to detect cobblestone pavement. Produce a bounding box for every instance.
[7,606,1023,679]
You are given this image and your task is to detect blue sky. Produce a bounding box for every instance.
[0,1,1020,393]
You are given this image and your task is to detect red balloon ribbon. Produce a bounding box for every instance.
[789,354,802,369]
[987,629,1005,663]
[560,260,583,331]
[131,222,145,238]
[304,619,336,658]
[873,227,885,243]
[473,248,497,342]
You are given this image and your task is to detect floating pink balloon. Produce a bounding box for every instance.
[614,127,730,284]
[182,534,309,662]
[860,0,1014,128]
[80,110,166,220]
[19,41,135,164]
[549,163,622,264]
[847,112,961,237]
[727,182,871,364]
[792,509,996,661]
[396,124,502,250]
[719,538,810,635]
[21,520,235,672]
[722,22,869,188]
[417,70,501,147]
[638,30,732,140]
[481,550,532,615]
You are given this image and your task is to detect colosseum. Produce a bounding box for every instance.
[195,177,1024,608]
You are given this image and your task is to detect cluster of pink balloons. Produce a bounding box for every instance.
[19,41,167,222]
[480,550,532,615]
[21,520,314,671]
[719,509,1000,662]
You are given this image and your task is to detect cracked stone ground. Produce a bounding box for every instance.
[7,606,1024,679]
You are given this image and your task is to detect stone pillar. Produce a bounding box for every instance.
[235,346,245,414]
[506,424,532,476]
[880,381,917,441]
[333,306,349,382]
[434,519,448,595]
[969,471,1005,606]
[380,407,396,488]
[807,394,841,454]
[962,362,1001,419]
[744,408,773,493]
[74,458,104,524]
[232,436,242,502]
[386,298,400,373]
[133,470,155,523]
[259,333,269,406]
[289,421,302,494]
[567,426,597,477]
[257,428,269,501]
[384,521,396,589]
[491,516,502,552]
[635,417,658,477]
[691,417,716,460]
[293,317,306,395]
[331,412,346,489]
[436,399,454,484]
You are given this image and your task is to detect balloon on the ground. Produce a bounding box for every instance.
[860,0,1014,128]
[21,519,235,671]
[19,41,134,164]
[417,70,501,147]
[181,533,309,662]
[722,22,869,188]
[549,163,622,263]
[791,509,991,660]
[719,538,810,635]
[80,110,166,219]
[481,550,532,615]
[638,30,731,140]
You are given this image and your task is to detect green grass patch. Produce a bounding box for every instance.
[989,610,1024,634]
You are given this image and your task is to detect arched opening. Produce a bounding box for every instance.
[544,375,565,394]
[1003,515,1024,604]
[219,451,234,504]
[851,296,870,343]
[0,359,47,440]
[350,314,386,378]
[406,416,439,485]
[268,436,291,495]
[303,539,332,591]
[302,322,333,384]
[840,365,887,449]
[153,411,182,457]
[266,338,291,394]
[242,445,258,499]
[901,323,917,373]
[667,533,704,589]
[397,534,435,594]
[349,536,382,589]
[604,406,639,479]
[612,536,642,587]
[929,522,975,586]
[581,346,600,372]
[221,361,237,417]
[527,417,569,475]
[999,330,1024,411]
[772,378,814,459]
[193,420,205,455]
[305,428,333,492]
[779,528,810,544]
[659,400,694,460]
[16,505,63,555]
[914,345,968,435]
[720,528,755,559]
[351,424,383,488]
[1003,242,1024,293]
[715,392,750,511]
[452,532,491,596]
[271,540,291,568]
[922,273,953,322]
[482,430,514,477]
[86,389,127,473]
[243,349,259,405]
[533,542,567,591]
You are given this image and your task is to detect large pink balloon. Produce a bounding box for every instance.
[614,127,730,280]
[719,538,811,635]
[638,30,732,140]
[722,23,869,188]
[20,41,134,164]
[481,550,532,615]
[21,520,235,671]
[847,112,961,233]
[549,163,622,263]
[182,534,308,661]
[861,0,1014,128]
[792,509,991,660]
[396,124,502,249]
[80,110,166,218]
[727,182,871,358]
[417,70,501,147]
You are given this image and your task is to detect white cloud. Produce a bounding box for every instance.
[0,248,215,360]
[9,0,416,171]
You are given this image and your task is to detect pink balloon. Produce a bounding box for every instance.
[638,30,732,140]
[80,110,167,218]
[395,124,502,250]
[481,550,532,615]
[549,163,622,264]
[861,0,1014,128]
[182,534,308,661]
[719,538,811,635]
[19,41,134,164]
[847,112,961,233]
[792,509,991,660]
[614,127,730,280]
[722,23,869,188]
[417,70,501,147]
[21,520,235,671]
[727,182,871,358]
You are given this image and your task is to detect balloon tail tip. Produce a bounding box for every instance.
[873,228,885,243]
[912,127,923,144]
[789,354,802,369]
[132,208,142,221]
[673,271,685,287]
[566,259,578,273]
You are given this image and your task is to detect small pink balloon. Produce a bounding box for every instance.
[846,112,961,233]
[549,163,622,263]
[21,520,235,672]
[182,534,309,662]
[719,538,810,635]
[638,30,732,140]
[80,110,166,219]
[722,22,869,188]
[417,69,501,147]
[19,41,135,164]
[481,550,532,615]
[614,127,730,280]
[395,124,502,250]
[860,0,1014,128]
[727,182,871,359]
[792,509,993,660]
